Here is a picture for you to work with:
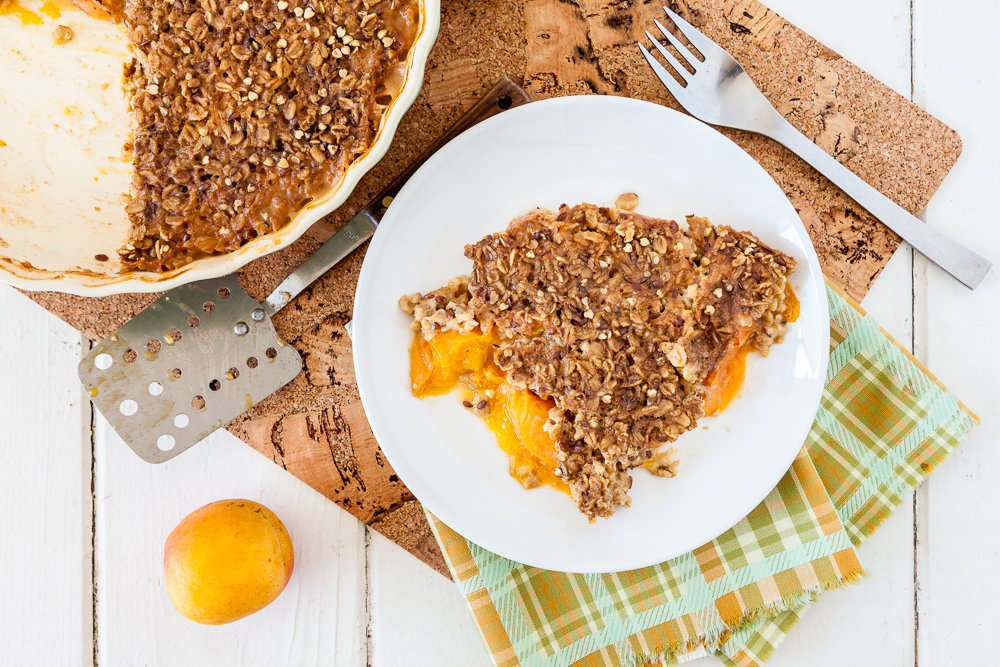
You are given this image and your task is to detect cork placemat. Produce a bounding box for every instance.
[24,0,961,577]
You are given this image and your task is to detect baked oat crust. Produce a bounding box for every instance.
[405,201,796,521]
[119,0,418,271]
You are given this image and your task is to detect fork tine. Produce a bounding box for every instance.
[638,43,688,102]
[662,6,717,57]
[642,30,690,84]
[652,18,699,68]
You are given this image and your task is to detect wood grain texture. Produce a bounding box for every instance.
[95,423,369,666]
[0,287,92,666]
[19,0,962,579]
[911,0,1000,664]
[10,1,992,664]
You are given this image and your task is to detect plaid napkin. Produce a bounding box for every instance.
[423,281,978,667]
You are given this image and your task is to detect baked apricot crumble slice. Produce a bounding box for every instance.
[400,197,798,522]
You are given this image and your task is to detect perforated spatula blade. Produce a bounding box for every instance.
[78,78,531,463]
[79,274,301,462]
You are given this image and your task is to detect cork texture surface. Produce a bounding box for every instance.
[24,0,962,577]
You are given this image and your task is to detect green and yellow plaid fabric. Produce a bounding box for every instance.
[426,282,978,667]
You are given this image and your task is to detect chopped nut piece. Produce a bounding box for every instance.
[52,25,73,45]
[615,192,639,210]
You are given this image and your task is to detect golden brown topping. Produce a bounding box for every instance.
[119,0,419,272]
[460,203,796,521]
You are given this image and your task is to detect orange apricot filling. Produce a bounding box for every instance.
[484,382,567,493]
[702,341,753,416]
[407,283,799,491]
[409,328,500,397]
[410,328,568,493]
[702,282,800,416]
[0,1,45,24]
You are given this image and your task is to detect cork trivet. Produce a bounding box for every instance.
[24,0,962,578]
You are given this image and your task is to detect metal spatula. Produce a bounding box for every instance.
[79,78,531,463]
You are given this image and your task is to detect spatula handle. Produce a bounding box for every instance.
[264,77,532,314]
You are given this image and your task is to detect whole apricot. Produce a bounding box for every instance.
[163,499,294,625]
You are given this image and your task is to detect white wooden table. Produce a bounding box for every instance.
[2,0,997,663]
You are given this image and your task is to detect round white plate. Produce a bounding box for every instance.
[353,96,829,573]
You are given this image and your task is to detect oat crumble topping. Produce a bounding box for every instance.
[403,200,797,522]
[118,0,419,271]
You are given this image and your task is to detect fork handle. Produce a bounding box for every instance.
[762,116,991,289]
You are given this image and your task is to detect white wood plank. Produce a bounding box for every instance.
[368,529,492,667]
[0,286,92,666]
[912,0,1000,664]
[94,421,368,667]
[764,0,912,98]
[860,246,915,346]
[768,500,915,667]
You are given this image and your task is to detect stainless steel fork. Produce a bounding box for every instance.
[639,7,991,290]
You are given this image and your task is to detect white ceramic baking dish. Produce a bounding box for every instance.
[0,0,438,295]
